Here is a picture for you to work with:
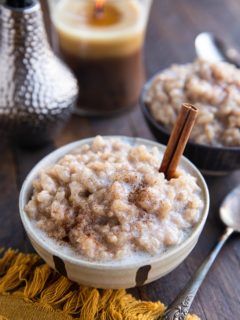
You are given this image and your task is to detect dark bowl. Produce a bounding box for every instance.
[140,77,240,176]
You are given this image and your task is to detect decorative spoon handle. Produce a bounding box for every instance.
[161,227,234,320]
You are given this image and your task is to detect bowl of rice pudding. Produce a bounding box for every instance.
[141,59,240,175]
[19,136,209,289]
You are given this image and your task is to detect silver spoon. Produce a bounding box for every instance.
[195,32,240,67]
[161,184,240,320]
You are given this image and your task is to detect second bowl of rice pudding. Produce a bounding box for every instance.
[141,59,240,175]
[19,136,209,289]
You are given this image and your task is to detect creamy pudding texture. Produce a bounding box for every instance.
[145,59,240,147]
[25,137,203,262]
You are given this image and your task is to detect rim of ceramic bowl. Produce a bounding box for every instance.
[19,136,209,270]
[141,74,240,152]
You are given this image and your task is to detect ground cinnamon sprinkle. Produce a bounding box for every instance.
[25,136,203,262]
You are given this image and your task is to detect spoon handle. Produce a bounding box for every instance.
[161,227,234,320]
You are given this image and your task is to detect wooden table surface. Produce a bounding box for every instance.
[1,0,240,319]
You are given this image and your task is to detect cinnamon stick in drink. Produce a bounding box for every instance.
[159,103,198,180]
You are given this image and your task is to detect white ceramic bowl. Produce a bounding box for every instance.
[19,136,209,289]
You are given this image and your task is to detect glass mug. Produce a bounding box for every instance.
[47,0,153,115]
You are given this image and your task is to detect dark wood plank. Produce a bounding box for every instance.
[0,144,24,249]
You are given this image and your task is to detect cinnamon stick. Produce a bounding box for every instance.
[159,103,198,180]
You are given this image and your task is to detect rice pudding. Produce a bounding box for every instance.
[145,59,240,147]
[25,136,204,262]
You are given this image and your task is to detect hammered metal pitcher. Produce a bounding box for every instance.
[0,0,78,146]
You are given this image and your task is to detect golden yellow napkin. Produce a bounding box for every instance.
[0,249,200,320]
